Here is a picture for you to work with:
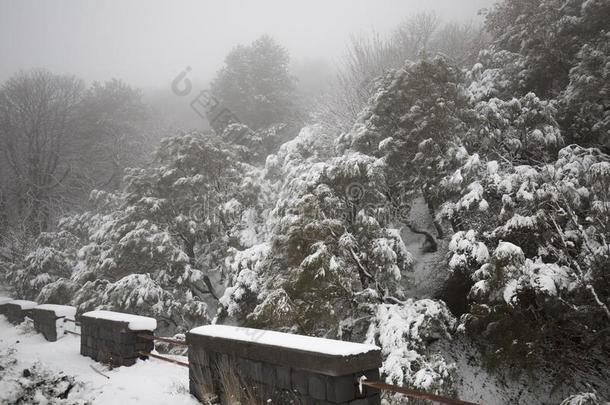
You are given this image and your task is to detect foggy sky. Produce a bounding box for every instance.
[0,0,495,89]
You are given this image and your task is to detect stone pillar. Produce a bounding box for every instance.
[3,300,37,325]
[31,304,77,342]
[0,297,12,317]
[187,325,381,405]
[80,310,156,367]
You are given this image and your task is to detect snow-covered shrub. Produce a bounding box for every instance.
[37,278,76,306]
[245,288,298,331]
[468,92,563,164]
[464,236,595,367]
[447,230,489,274]
[560,392,607,405]
[436,230,489,315]
[15,316,36,335]
[466,49,527,102]
[366,299,457,399]
[0,358,89,405]
[9,231,78,301]
[219,243,269,322]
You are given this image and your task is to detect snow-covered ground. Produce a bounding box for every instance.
[0,316,198,405]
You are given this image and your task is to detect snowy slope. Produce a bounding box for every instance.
[0,317,198,405]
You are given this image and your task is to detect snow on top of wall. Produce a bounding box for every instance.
[9,300,38,309]
[35,304,76,318]
[82,310,157,331]
[0,297,12,305]
[190,325,380,356]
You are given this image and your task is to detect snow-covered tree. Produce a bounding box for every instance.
[467,92,562,164]
[466,49,527,102]
[441,144,610,366]
[366,299,457,399]
[76,78,152,191]
[6,231,78,301]
[22,132,255,331]
[208,35,302,161]
[559,32,610,152]
[221,126,414,339]
[210,35,298,131]
[0,69,84,236]
[484,0,609,98]
[339,56,476,243]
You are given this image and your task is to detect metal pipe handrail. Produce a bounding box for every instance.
[359,379,480,405]
[136,334,188,346]
[137,351,189,367]
[63,318,80,325]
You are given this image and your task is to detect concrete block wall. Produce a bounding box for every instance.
[3,300,37,325]
[80,311,156,367]
[30,305,76,342]
[187,325,381,405]
[0,297,12,310]
[0,299,10,317]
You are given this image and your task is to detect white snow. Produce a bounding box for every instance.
[503,279,518,305]
[0,296,12,305]
[448,230,489,272]
[366,300,456,390]
[478,199,489,211]
[34,304,76,318]
[8,300,38,309]
[190,325,380,356]
[82,310,157,331]
[0,317,196,405]
[493,241,524,262]
[521,259,574,297]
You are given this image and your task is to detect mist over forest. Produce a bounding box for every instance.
[0,1,609,404]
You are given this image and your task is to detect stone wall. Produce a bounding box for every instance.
[80,311,155,367]
[30,305,76,342]
[187,325,381,405]
[3,301,37,325]
[0,297,12,316]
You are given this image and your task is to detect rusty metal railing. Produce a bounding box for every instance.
[136,333,188,346]
[63,318,80,326]
[135,334,189,367]
[137,351,189,367]
[359,379,480,405]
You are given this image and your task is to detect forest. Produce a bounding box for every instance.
[0,0,609,404]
